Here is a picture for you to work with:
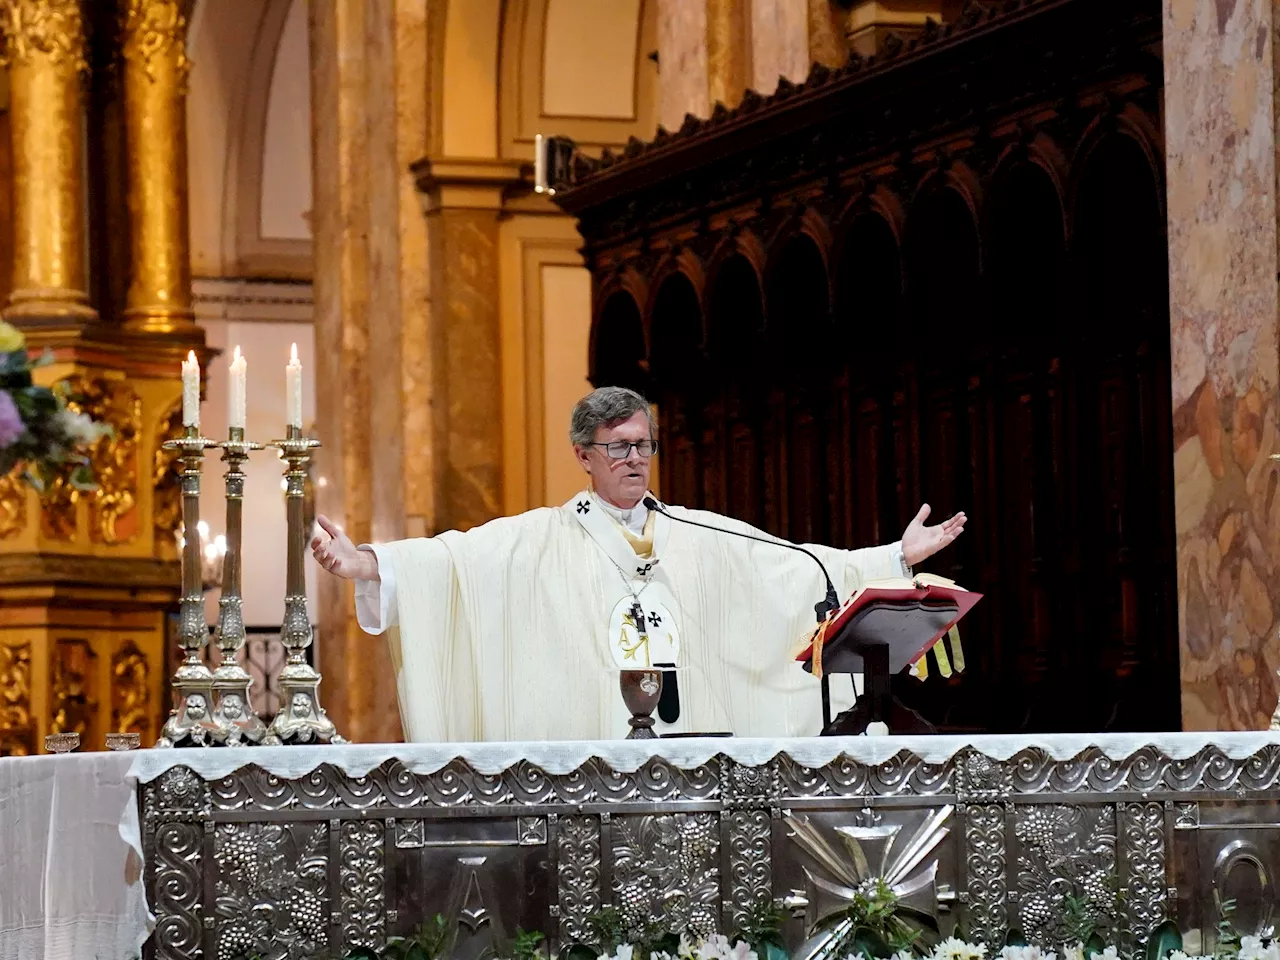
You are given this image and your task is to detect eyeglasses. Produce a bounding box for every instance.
[590,439,659,459]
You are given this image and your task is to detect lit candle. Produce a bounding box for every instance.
[286,342,303,429]
[534,134,545,193]
[181,350,200,428]
[228,345,247,430]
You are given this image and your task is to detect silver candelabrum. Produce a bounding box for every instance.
[157,423,343,747]
[266,425,343,745]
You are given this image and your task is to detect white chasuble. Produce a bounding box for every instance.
[372,493,906,743]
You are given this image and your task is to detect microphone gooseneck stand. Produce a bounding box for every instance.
[642,497,842,730]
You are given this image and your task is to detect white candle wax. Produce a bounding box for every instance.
[228,345,247,430]
[286,342,303,429]
[181,350,200,428]
[534,134,545,193]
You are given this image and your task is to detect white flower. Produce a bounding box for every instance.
[56,408,106,446]
[892,952,915,960]
[1089,947,1120,960]
[697,935,733,960]
[1239,937,1280,960]
[600,945,634,960]
[726,941,758,960]
[1169,952,1214,960]
[935,938,988,960]
[999,947,1056,960]
[843,954,871,960]
[1062,943,1084,960]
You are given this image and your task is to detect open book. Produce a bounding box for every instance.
[793,572,981,681]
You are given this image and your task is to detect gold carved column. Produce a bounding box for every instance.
[0,0,96,321]
[0,0,200,755]
[119,0,197,335]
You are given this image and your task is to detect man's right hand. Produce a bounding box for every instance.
[311,514,379,581]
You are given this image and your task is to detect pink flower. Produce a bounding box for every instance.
[0,390,23,447]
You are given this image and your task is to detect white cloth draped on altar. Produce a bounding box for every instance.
[0,752,148,960]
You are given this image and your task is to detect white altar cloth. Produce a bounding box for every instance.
[8,731,1280,960]
[125,730,1280,783]
[0,751,148,960]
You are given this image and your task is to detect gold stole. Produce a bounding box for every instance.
[617,511,656,559]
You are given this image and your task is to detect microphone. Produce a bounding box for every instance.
[643,497,840,622]
[643,496,842,728]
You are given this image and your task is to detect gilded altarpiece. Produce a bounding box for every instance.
[0,0,203,752]
[0,361,183,754]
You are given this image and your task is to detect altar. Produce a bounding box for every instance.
[3,732,1252,959]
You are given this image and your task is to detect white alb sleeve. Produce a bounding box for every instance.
[354,543,398,634]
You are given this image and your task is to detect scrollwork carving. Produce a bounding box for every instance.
[153,821,203,960]
[558,815,602,945]
[0,0,88,72]
[65,375,141,544]
[727,809,771,928]
[0,465,27,539]
[965,804,1007,945]
[340,820,386,949]
[111,639,151,735]
[0,642,32,756]
[154,401,184,548]
[613,813,720,938]
[50,637,96,736]
[1120,802,1167,948]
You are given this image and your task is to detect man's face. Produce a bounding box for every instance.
[575,410,652,508]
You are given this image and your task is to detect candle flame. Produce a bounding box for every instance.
[290,342,298,363]
[185,349,197,366]
[233,345,242,362]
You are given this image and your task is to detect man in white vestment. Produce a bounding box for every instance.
[312,387,966,742]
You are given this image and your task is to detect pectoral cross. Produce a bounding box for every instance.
[618,600,653,666]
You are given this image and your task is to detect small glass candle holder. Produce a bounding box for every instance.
[105,732,141,751]
[44,732,80,754]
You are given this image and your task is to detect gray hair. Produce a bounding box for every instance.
[569,387,656,447]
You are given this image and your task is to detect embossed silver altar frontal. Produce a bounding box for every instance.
[140,737,1280,960]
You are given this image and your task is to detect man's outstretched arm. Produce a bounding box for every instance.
[311,514,379,581]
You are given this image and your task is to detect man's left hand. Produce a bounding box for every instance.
[902,504,967,567]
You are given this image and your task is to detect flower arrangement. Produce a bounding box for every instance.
[0,320,105,491]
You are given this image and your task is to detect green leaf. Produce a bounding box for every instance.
[763,943,790,960]
[343,949,380,960]
[1144,919,1182,960]
[1084,933,1107,958]
[404,944,430,960]
[850,926,893,959]
[69,464,96,491]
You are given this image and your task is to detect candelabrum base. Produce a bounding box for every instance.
[156,660,220,748]
[265,662,346,745]
[211,672,269,746]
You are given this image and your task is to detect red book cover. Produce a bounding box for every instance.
[794,576,983,677]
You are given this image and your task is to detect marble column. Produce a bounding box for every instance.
[1165,0,1280,729]
[658,0,709,130]
[707,0,749,110]
[412,160,513,534]
[119,0,199,336]
[309,0,431,744]
[0,0,96,321]
[750,0,809,91]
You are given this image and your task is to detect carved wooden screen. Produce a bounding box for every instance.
[634,133,1177,734]
[569,0,1175,733]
